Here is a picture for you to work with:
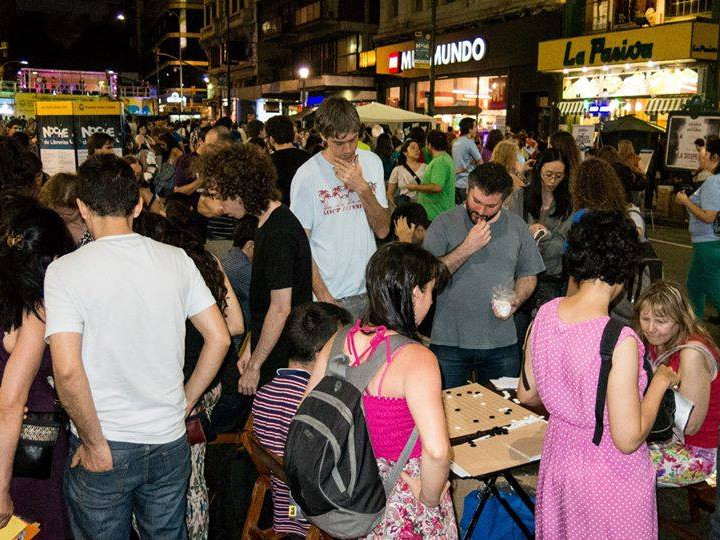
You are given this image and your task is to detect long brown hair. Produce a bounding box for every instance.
[634,280,717,352]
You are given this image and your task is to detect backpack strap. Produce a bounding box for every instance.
[592,319,627,446]
[383,427,419,496]
[345,333,415,392]
[325,325,354,380]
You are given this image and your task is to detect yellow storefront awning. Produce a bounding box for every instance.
[556,101,585,115]
[645,96,691,114]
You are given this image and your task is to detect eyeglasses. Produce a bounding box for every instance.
[541,170,564,181]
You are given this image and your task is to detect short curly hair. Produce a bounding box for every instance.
[566,210,639,285]
[571,157,627,213]
[195,143,277,215]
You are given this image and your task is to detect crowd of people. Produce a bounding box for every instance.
[0,94,719,540]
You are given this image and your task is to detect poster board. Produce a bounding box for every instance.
[36,101,77,176]
[572,125,595,151]
[0,515,40,539]
[443,383,547,477]
[665,113,720,171]
[638,149,654,175]
[72,101,124,164]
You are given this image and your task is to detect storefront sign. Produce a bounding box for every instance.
[538,21,718,72]
[665,114,720,170]
[379,36,486,75]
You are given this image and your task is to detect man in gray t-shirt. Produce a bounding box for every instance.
[423,163,545,388]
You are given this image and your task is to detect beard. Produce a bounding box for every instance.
[465,202,494,224]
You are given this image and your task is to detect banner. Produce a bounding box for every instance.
[665,114,720,170]
[37,101,77,176]
[73,101,123,164]
[572,125,595,151]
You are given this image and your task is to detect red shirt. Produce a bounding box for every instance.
[651,336,720,448]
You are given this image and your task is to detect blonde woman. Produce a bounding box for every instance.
[635,280,720,486]
[492,140,525,189]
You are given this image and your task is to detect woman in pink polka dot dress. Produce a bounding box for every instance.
[517,211,680,539]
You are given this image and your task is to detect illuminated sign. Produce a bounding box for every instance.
[387,36,486,73]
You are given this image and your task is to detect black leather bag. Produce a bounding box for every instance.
[13,412,62,479]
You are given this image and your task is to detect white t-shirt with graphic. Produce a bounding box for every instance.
[290,150,388,300]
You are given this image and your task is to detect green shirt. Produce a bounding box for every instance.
[418,152,455,220]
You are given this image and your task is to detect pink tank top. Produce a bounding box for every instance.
[346,322,422,461]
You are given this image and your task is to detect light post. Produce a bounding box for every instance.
[0,59,28,82]
[165,10,184,112]
[298,66,309,108]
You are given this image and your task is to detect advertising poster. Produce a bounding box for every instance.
[665,114,720,170]
[36,102,77,176]
[72,101,124,164]
[572,125,595,151]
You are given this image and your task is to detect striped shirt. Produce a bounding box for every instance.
[251,369,311,535]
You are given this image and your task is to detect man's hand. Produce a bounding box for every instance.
[0,489,13,530]
[71,441,113,473]
[675,190,690,207]
[332,157,369,194]
[395,216,416,243]
[238,363,261,395]
[237,342,251,375]
[492,294,520,320]
[464,219,491,253]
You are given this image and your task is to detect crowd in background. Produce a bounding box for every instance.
[0,96,719,540]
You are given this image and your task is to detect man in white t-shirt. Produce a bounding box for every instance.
[452,117,482,204]
[45,154,230,538]
[290,97,390,318]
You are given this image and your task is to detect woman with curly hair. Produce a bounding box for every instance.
[0,199,75,536]
[518,211,679,539]
[196,143,312,395]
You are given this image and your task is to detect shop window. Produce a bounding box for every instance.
[261,17,281,35]
[295,2,321,26]
[587,0,611,31]
[666,0,710,17]
[387,87,400,108]
[389,0,399,17]
[359,50,376,68]
[415,76,508,111]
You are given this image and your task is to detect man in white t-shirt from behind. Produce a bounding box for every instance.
[290,97,390,319]
[45,154,230,538]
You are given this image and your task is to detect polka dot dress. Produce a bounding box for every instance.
[531,298,657,539]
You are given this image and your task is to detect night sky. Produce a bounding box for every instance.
[9,0,136,73]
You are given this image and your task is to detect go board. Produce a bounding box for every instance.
[443,383,540,438]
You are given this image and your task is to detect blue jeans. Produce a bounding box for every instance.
[65,434,190,539]
[430,344,520,389]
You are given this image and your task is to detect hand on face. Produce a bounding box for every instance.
[332,156,367,193]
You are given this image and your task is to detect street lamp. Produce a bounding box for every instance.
[116,13,126,21]
[165,10,184,112]
[298,66,309,108]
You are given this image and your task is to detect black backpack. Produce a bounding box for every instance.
[284,326,419,539]
[593,319,675,446]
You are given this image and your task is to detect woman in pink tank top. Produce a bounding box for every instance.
[635,280,720,486]
[307,242,457,539]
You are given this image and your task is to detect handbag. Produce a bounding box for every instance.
[13,411,63,479]
[642,352,676,444]
[185,406,216,445]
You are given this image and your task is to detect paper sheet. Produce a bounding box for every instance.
[490,377,520,390]
[673,390,695,443]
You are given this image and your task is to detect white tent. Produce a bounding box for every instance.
[355,102,434,124]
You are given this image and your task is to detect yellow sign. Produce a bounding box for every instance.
[72,101,122,115]
[35,101,74,116]
[538,21,718,72]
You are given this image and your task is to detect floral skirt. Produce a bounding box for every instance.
[649,440,717,487]
[362,457,458,540]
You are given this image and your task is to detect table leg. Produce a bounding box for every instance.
[502,471,535,513]
[462,475,497,540]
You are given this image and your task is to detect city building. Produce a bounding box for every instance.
[142,0,209,116]
[374,0,566,134]
[200,0,380,122]
[538,0,720,130]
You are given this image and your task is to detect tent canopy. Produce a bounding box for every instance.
[600,115,664,133]
[355,102,434,124]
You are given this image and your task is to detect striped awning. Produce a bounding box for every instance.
[645,97,691,114]
[556,101,585,115]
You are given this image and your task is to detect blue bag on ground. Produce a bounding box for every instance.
[460,488,535,539]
